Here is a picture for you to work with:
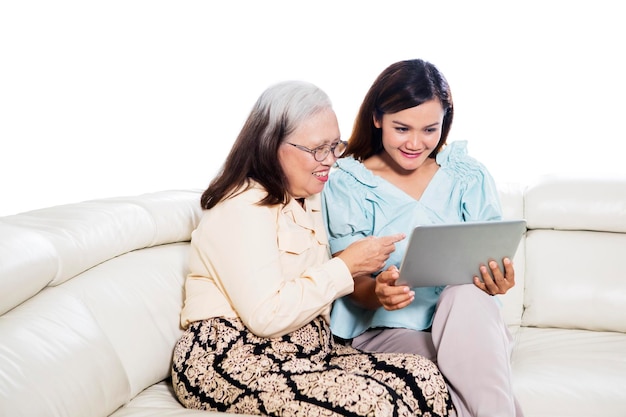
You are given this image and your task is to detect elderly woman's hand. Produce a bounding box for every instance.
[337,233,405,278]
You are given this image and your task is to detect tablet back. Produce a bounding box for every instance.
[397,220,526,287]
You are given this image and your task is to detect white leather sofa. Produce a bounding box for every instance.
[1,174,625,417]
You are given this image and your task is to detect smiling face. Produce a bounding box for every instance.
[278,107,341,199]
[374,99,445,173]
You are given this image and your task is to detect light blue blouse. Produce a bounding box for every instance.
[321,141,503,339]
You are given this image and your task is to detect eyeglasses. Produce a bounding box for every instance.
[285,140,348,162]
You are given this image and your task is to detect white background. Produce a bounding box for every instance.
[1,1,625,216]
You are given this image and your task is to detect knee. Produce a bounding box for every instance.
[441,283,484,299]
[439,284,499,311]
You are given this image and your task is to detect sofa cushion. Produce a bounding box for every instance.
[525,174,626,233]
[0,222,58,315]
[512,327,626,417]
[523,229,626,332]
[0,288,130,417]
[109,381,251,416]
[61,243,190,398]
[0,190,202,315]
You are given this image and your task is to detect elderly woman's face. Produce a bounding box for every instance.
[278,108,341,199]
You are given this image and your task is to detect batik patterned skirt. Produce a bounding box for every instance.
[171,316,454,416]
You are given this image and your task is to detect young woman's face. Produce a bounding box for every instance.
[374,99,445,172]
[278,108,341,199]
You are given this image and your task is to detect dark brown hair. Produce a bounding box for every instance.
[200,80,333,210]
[347,59,454,161]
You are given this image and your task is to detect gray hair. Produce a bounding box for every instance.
[255,80,333,142]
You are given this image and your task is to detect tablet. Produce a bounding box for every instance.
[397,219,526,287]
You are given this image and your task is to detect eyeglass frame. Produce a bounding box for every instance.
[284,140,348,162]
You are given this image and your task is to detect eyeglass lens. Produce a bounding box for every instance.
[314,142,346,161]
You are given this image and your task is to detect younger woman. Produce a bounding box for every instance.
[323,59,524,417]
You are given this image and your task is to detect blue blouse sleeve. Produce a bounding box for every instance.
[462,167,502,222]
[321,165,374,255]
[438,141,503,222]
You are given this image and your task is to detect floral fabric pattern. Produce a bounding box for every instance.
[172,316,454,416]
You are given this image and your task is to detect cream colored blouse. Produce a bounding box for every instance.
[180,182,353,338]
